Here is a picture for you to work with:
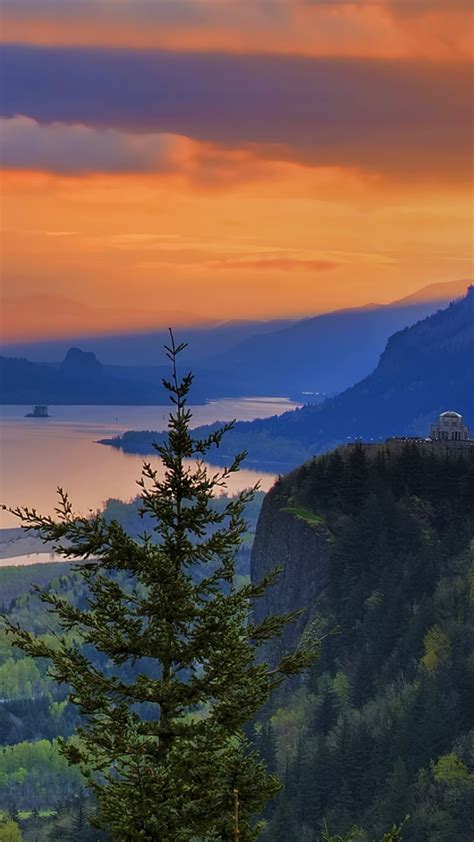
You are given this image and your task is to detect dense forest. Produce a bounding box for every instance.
[252,442,474,840]
[1,444,473,838]
[0,492,264,839]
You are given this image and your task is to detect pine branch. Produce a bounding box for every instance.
[1,332,319,841]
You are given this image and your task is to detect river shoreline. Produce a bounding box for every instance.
[0,528,54,560]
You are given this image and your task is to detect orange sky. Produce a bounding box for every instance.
[1,0,473,342]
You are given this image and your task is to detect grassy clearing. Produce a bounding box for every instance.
[281,505,325,526]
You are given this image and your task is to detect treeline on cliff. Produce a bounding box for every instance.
[254,443,474,841]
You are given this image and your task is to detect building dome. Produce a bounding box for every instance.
[430,411,470,442]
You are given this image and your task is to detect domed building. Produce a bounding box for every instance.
[430,411,470,442]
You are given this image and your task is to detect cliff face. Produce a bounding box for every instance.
[251,438,474,662]
[250,483,330,663]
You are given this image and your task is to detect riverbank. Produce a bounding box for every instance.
[1,398,297,529]
[0,528,52,560]
[98,421,311,473]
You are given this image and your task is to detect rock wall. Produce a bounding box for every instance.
[250,486,330,665]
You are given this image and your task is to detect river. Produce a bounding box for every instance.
[0,399,298,540]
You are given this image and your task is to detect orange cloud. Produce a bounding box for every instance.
[209,256,340,272]
[1,0,471,60]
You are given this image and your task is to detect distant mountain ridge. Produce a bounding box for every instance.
[1,280,468,402]
[0,350,168,405]
[0,319,295,366]
[390,279,471,305]
[1,280,470,408]
[0,347,251,405]
[204,279,470,396]
[104,286,474,466]
[234,285,474,456]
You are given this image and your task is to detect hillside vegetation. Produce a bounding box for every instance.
[251,442,474,840]
[0,491,264,838]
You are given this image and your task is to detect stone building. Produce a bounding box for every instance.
[430,411,470,442]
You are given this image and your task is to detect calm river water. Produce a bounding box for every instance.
[0,399,298,532]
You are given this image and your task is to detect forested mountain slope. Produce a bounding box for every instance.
[105,286,474,468]
[207,280,469,397]
[240,285,474,455]
[251,442,474,840]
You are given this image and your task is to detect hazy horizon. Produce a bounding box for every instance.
[1,278,471,356]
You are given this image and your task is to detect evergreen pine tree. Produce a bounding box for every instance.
[7,806,19,826]
[311,688,339,736]
[3,335,317,842]
[344,444,370,515]
[68,790,105,841]
[381,757,409,829]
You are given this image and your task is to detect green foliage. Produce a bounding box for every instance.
[101,488,265,580]
[0,657,49,700]
[433,753,472,784]
[420,626,451,675]
[322,820,404,842]
[0,564,71,609]
[409,738,474,841]
[2,335,317,841]
[318,817,406,842]
[281,506,325,526]
[0,819,23,842]
[0,741,82,809]
[260,442,474,840]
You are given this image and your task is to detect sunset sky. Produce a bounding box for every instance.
[1,0,473,342]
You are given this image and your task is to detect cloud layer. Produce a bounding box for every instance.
[1,0,472,340]
[1,117,185,173]
[1,0,471,59]
[2,46,471,181]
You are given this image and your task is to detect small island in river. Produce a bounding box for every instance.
[25,405,50,418]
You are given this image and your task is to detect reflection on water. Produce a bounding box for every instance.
[0,399,298,529]
[0,553,62,568]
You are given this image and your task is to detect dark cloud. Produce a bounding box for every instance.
[2,44,471,179]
